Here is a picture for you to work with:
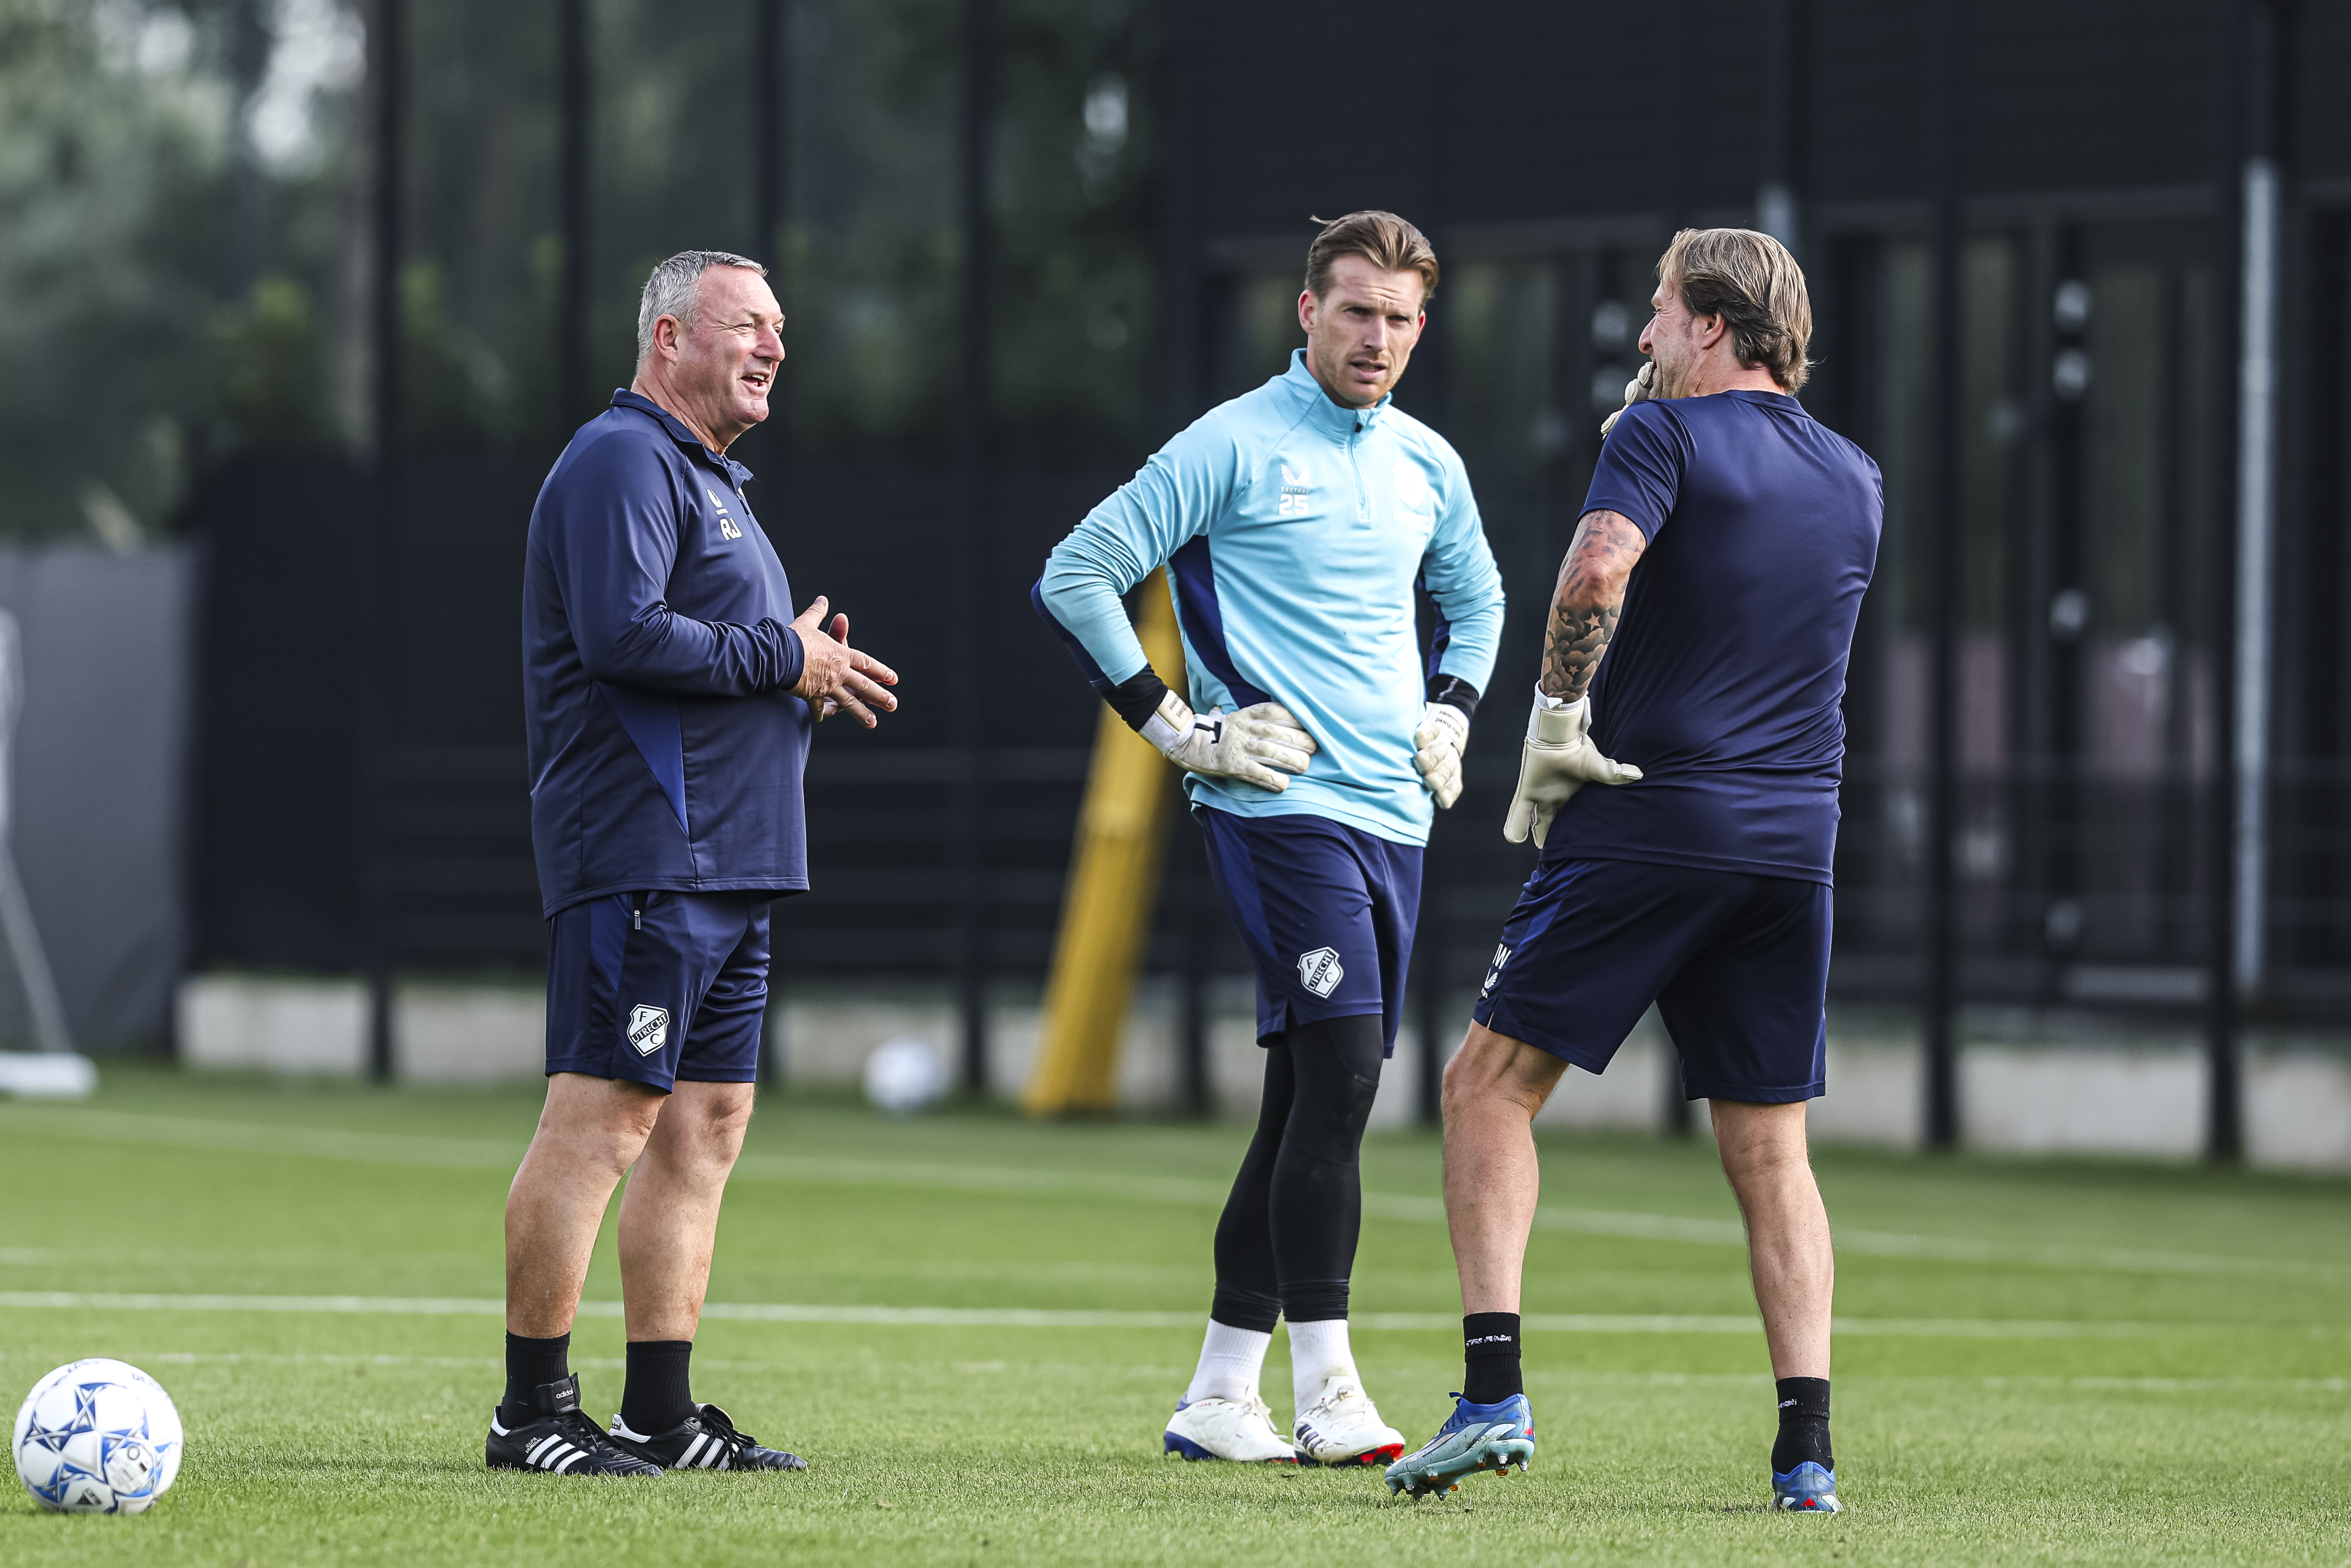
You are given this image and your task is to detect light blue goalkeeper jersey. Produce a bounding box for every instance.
[1035,350,1506,845]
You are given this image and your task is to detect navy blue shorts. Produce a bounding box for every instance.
[1471,857,1829,1103]
[1196,807,1422,1055]
[544,890,770,1092]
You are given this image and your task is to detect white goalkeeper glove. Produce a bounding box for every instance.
[1412,701,1470,809]
[1598,359,1654,438]
[1141,689,1316,792]
[1502,689,1642,848]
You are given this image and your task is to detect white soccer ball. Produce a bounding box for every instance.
[864,1035,947,1114]
[13,1359,183,1514]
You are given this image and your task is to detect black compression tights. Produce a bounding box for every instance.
[1209,1014,1386,1330]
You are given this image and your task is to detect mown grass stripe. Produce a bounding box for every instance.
[0,1290,2329,1339]
[1,1103,2328,1280]
[4,1349,2342,1396]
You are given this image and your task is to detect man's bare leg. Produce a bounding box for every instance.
[1385,1023,1566,1496]
[614,1080,756,1341]
[600,1079,800,1465]
[1440,1021,1569,1314]
[506,1073,666,1337]
[488,1072,669,1474]
[1709,1098,1832,1378]
[1713,1097,1838,1509]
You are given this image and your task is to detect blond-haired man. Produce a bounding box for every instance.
[1385,229,1881,1514]
[1035,211,1505,1465]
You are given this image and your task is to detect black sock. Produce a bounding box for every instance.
[620,1340,696,1435]
[1772,1377,1832,1472]
[1461,1312,1523,1404]
[500,1332,571,1426]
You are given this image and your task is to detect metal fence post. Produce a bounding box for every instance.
[360,0,406,1086]
[556,0,588,430]
[2209,0,2288,1163]
[952,0,994,1096]
[1922,0,1966,1150]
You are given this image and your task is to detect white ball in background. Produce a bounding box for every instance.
[864,1036,947,1114]
[14,1358,183,1514]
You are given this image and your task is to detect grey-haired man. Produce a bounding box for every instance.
[489,250,896,1477]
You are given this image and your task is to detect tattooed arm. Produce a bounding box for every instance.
[1503,508,1648,846]
[1540,510,1648,702]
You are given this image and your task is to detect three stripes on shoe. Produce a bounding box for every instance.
[665,1430,738,1470]
[518,1429,598,1474]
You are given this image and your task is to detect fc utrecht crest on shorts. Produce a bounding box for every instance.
[625,1004,670,1057]
[1196,807,1420,1053]
[1297,947,1345,999]
[545,888,770,1091]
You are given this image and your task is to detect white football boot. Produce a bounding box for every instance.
[1163,1394,1298,1463]
[1291,1376,1407,1467]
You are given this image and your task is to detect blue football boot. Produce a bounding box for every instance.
[1382,1393,1534,1499]
[1773,1460,1840,1512]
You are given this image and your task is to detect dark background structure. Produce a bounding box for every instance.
[29,0,2328,1153]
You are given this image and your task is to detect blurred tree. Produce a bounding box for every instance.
[0,0,1164,538]
[0,0,223,541]
[403,0,559,447]
[399,260,513,450]
[986,0,1156,467]
[0,0,362,539]
[210,274,335,446]
[767,0,1159,469]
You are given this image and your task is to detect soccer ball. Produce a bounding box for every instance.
[13,1359,183,1514]
[864,1035,946,1114]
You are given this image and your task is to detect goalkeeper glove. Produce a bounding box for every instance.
[1502,689,1642,849]
[1598,359,1654,438]
[1140,688,1316,792]
[1412,701,1470,809]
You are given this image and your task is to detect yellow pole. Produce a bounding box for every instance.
[1024,571,1186,1115]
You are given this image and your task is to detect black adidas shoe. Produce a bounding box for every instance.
[487,1374,662,1476]
[608,1403,807,1472]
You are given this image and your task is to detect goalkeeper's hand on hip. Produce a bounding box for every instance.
[1502,690,1641,848]
[1142,689,1317,792]
[1412,701,1470,809]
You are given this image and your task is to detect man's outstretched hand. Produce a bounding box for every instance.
[788,596,899,727]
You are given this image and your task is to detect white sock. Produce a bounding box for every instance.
[1287,1317,1359,1414]
[1182,1319,1271,1406]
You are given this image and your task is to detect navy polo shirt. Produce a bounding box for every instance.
[523,390,810,917]
[1543,390,1884,884]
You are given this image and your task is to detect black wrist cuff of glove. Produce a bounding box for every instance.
[1427,673,1481,720]
[1106,667,1172,732]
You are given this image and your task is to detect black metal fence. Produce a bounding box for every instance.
[170,0,2351,1154]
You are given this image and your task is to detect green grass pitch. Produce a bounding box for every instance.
[2,1066,2347,1565]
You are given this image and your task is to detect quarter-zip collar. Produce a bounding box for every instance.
[1281,349,1390,439]
[611,388,755,488]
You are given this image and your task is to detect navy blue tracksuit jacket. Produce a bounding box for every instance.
[523,390,809,917]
